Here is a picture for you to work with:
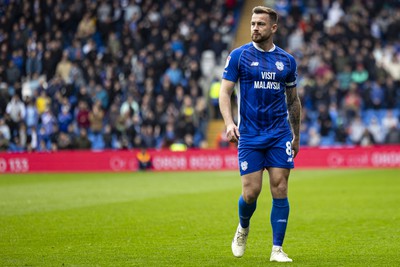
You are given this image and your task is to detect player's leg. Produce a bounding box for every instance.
[268,167,290,244]
[236,171,263,250]
[240,169,263,227]
[237,148,265,227]
[264,133,294,262]
[267,167,293,262]
[232,148,265,257]
[232,170,263,257]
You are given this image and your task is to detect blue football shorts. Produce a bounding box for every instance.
[238,132,294,176]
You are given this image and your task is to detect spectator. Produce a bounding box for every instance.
[180,95,195,120]
[18,122,27,148]
[0,131,9,151]
[209,78,221,119]
[76,12,96,41]
[382,110,399,134]
[348,116,366,145]
[317,104,333,137]
[25,97,39,130]
[6,94,26,136]
[76,100,90,130]
[9,136,24,152]
[55,51,72,83]
[343,83,362,120]
[0,88,9,117]
[35,90,51,115]
[140,124,157,149]
[325,1,344,28]
[40,108,56,143]
[364,81,385,110]
[77,85,93,107]
[88,101,105,135]
[57,131,74,150]
[351,63,369,86]
[27,125,38,152]
[6,61,21,85]
[385,126,400,144]
[92,83,109,110]
[120,94,139,118]
[385,78,397,109]
[136,146,152,170]
[307,127,321,147]
[102,124,113,149]
[74,128,92,149]
[336,64,353,97]
[359,128,375,147]
[164,61,184,87]
[209,32,227,63]
[216,126,236,149]
[124,1,142,23]
[107,32,122,60]
[288,27,304,52]
[25,50,42,79]
[0,117,11,142]
[194,97,209,146]
[67,39,84,62]
[382,52,400,82]
[42,50,58,80]
[333,48,350,74]
[58,106,73,133]
[368,116,384,144]
[69,61,85,89]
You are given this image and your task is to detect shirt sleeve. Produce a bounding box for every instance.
[285,55,297,89]
[222,48,241,83]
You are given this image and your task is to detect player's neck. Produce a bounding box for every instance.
[253,41,275,52]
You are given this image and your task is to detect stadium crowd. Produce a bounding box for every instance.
[0,0,399,152]
[273,0,400,146]
[0,0,239,151]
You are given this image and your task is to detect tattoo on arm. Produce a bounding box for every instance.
[286,88,301,138]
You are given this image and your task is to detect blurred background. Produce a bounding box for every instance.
[0,0,399,153]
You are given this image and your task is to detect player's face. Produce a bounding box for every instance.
[251,13,277,43]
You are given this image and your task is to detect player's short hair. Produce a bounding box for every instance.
[252,6,278,24]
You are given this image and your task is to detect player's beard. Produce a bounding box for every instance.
[251,32,271,43]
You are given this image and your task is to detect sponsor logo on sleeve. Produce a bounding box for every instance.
[225,56,231,68]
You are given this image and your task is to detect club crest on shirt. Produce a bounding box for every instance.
[240,161,248,171]
[275,61,284,71]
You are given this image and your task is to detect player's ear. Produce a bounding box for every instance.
[271,23,278,33]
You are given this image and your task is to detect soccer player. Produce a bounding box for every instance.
[219,6,301,262]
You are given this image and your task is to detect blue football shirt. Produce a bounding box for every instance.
[222,42,297,136]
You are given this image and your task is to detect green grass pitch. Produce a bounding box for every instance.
[1,169,399,266]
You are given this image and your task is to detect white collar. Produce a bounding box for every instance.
[252,42,276,52]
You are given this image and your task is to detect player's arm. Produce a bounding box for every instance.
[219,79,239,143]
[285,87,301,158]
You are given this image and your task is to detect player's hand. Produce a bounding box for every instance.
[226,123,240,143]
[291,137,300,158]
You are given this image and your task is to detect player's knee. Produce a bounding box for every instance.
[272,183,288,198]
[278,183,288,195]
[243,188,260,203]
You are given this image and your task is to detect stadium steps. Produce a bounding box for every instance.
[233,0,265,48]
[204,0,266,149]
[205,0,265,149]
[207,120,226,148]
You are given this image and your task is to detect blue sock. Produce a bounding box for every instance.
[238,195,257,228]
[270,198,290,246]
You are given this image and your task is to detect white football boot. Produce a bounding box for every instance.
[270,246,293,262]
[231,224,249,257]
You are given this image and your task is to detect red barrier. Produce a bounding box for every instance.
[0,146,399,173]
[295,146,400,168]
